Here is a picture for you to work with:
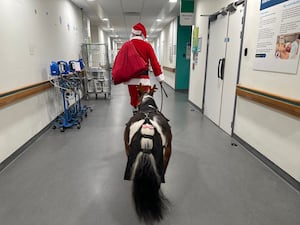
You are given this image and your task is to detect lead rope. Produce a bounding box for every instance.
[160,82,168,112]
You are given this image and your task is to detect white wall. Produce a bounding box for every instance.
[159,18,178,88]
[190,0,300,183]
[0,0,85,92]
[0,0,89,164]
[235,0,300,182]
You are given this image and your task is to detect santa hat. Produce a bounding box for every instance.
[132,22,147,38]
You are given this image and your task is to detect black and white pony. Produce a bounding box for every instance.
[124,85,172,224]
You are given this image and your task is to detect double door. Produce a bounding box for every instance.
[204,4,244,135]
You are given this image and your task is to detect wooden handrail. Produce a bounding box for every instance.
[0,81,53,108]
[236,84,300,118]
[162,66,176,73]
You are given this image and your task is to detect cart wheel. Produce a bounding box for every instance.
[60,127,65,132]
[77,124,81,129]
[52,125,56,129]
[85,112,88,117]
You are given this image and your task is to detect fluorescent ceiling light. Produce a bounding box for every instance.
[156,19,162,22]
[169,0,177,3]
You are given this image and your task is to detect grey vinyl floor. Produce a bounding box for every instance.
[0,83,299,225]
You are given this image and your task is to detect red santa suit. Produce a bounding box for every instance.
[124,23,164,108]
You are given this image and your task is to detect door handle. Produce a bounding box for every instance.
[220,58,225,80]
[218,58,225,80]
[217,59,222,79]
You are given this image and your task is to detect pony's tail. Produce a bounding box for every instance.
[131,152,169,223]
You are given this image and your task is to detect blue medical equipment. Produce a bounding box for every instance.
[57,61,70,75]
[50,61,60,75]
[69,59,83,72]
[49,60,92,132]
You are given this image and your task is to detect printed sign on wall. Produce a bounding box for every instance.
[253,0,300,74]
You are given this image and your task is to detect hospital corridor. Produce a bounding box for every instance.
[1,0,300,225]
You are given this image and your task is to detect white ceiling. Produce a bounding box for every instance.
[70,0,180,41]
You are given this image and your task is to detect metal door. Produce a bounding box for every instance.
[204,14,228,127]
[220,6,244,134]
[204,4,244,135]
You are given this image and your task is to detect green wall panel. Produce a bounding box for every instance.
[181,0,194,12]
[175,17,192,90]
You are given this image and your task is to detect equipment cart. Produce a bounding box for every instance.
[49,60,92,132]
[81,43,111,99]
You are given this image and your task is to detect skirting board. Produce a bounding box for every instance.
[233,133,300,192]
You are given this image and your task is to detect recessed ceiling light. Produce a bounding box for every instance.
[156,19,162,22]
[169,0,177,3]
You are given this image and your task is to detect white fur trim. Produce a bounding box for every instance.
[156,73,165,82]
[132,28,142,35]
[123,78,150,86]
[130,36,144,41]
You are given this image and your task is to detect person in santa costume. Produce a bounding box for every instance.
[123,22,165,113]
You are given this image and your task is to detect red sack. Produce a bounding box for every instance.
[112,41,148,85]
